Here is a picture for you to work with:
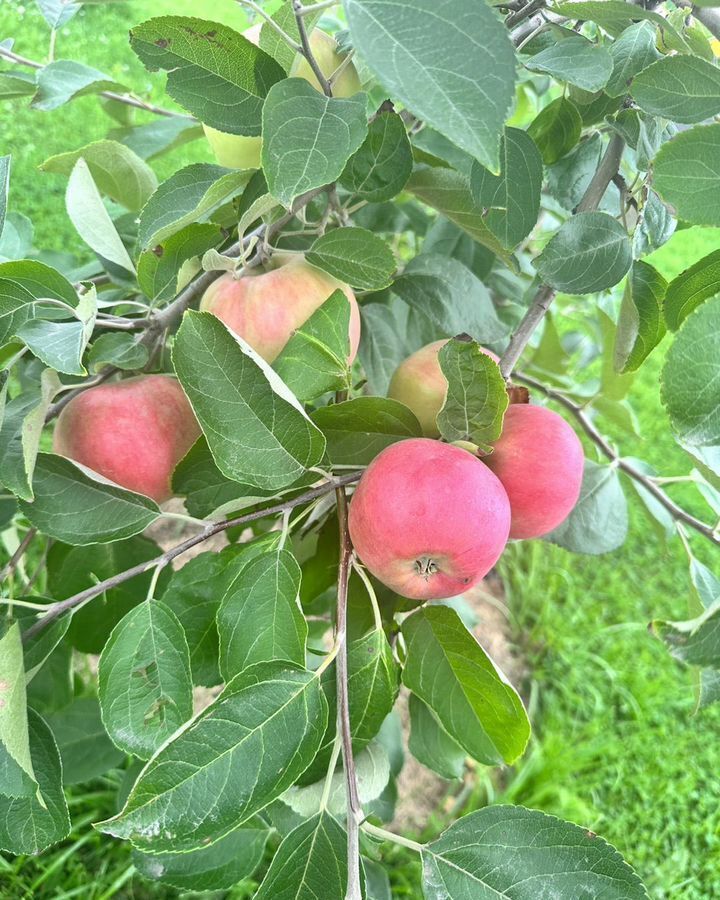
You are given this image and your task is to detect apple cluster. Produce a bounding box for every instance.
[53,268,584,604]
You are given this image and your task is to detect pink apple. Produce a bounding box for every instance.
[200,255,360,363]
[483,404,584,539]
[348,438,511,600]
[53,375,200,503]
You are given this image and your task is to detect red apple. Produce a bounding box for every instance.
[388,339,498,437]
[483,404,584,539]
[53,375,200,503]
[200,255,360,363]
[348,438,511,600]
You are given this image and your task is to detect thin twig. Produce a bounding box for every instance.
[498,134,625,380]
[0,528,37,585]
[21,473,362,642]
[506,0,546,28]
[293,0,333,96]
[335,483,363,900]
[515,372,720,548]
[296,0,339,14]
[234,1,302,51]
[0,45,191,119]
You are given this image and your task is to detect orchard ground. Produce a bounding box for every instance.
[1,1,719,898]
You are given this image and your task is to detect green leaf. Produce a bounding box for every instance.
[631,56,720,125]
[469,128,543,250]
[423,218,495,281]
[46,697,124,785]
[422,805,650,900]
[159,549,234,687]
[99,601,193,759]
[340,111,412,202]
[546,133,602,212]
[129,17,285,133]
[41,140,158,212]
[255,811,348,899]
[0,258,78,345]
[393,254,509,342]
[614,260,667,373]
[137,223,222,303]
[173,311,326,491]
[66,158,135,274]
[437,338,508,450]
[262,79,367,207]
[0,710,70,855]
[0,155,9,240]
[553,0,679,37]
[408,693,465,780]
[547,459,628,554]
[48,536,169,654]
[0,70,36,101]
[259,6,323,72]
[633,189,675,257]
[299,629,399,785]
[19,453,160,544]
[343,0,516,172]
[99,662,328,852]
[0,212,33,263]
[401,606,530,766]
[663,249,720,332]
[87,332,150,372]
[133,822,268,892]
[606,21,660,98]
[312,397,421,465]
[284,741,390,815]
[405,166,511,260]
[137,163,250,250]
[0,370,60,501]
[654,604,720,668]
[536,211,632,293]
[306,228,395,291]
[218,549,307,679]
[526,34,613,92]
[18,290,96,376]
[622,456,675,540]
[273,288,351,403]
[0,622,37,799]
[36,0,81,29]
[112,117,203,161]
[21,612,71,685]
[171,436,281,520]
[653,124,720,227]
[527,97,582,165]
[662,297,720,447]
[32,60,125,111]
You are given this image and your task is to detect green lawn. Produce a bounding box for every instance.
[2,2,720,898]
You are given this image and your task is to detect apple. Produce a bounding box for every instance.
[200,254,360,363]
[204,26,361,170]
[483,404,584,539]
[348,438,511,600]
[388,340,498,437]
[53,375,200,503]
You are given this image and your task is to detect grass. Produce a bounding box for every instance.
[2,2,720,897]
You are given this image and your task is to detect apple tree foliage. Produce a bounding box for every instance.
[1,0,720,896]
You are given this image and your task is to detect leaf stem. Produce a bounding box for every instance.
[320,732,343,810]
[0,527,37,585]
[335,478,363,900]
[361,821,424,854]
[21,472,363,642]
[352,559,383,632]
